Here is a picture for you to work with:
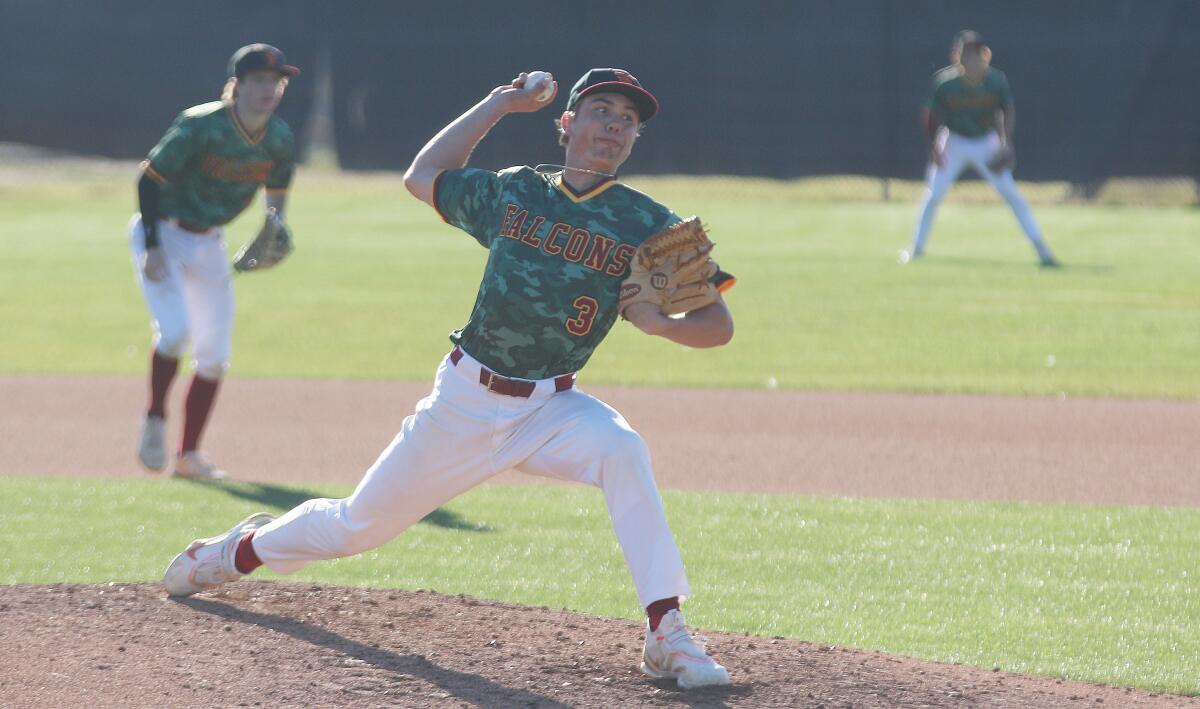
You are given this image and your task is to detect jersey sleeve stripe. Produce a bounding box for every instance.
[141,160,168,185]
[431,170,451,225]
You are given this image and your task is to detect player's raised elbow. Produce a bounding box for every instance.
[402,165,437,206]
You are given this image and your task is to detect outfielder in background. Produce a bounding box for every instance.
[903,30,1059,267]
[162,67,737,689]
[132,44,298,480]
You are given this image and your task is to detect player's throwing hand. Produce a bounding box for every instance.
[491,71,559,113]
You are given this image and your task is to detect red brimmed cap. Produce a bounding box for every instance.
[228,44,300,79]
[566,68,658,121]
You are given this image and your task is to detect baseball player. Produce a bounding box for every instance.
[162,68,736,689]
[132,44,298,480]
[903,30,1059,267]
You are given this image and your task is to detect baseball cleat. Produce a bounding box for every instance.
[640,609,732,689]
[137,415,168,472]
[163,512,275,597]
[172,451,228,481]
[898,248,922,264]
[1039,256,1062,269]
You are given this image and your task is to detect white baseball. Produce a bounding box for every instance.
[525,71,554,102]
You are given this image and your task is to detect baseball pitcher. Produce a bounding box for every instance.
[162,68,736,689]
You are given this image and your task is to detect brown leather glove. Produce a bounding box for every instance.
[619,217,720,317]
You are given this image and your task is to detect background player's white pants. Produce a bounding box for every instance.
[129,215,234,378]
[910,130,1054,262]
[252,347,692,607]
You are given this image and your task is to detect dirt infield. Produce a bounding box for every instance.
[4,374,1199,504]
[2,374,1199,706]
[2,582,1194,708]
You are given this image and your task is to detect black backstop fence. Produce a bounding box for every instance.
[2,0,1197,182]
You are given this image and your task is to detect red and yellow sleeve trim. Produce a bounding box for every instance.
[715,273,737,293]
[141,160,168,185]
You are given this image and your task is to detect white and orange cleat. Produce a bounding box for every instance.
[640,609,732,689]
[162,512,275,597]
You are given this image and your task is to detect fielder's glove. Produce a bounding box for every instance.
[987,145,1016,173]
[233,209,293,272]
[619,217,720,317]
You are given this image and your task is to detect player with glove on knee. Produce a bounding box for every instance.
[131,44,298,481]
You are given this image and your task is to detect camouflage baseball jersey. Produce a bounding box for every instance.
[435,166,734,379]
[926,66,1012,138]
[142,101,295,229]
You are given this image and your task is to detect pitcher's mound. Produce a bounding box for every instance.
[0,582,1188,708]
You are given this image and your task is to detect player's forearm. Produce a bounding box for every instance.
[404,94,509,205]
[628,298,734,348]
[1001,106,1016,144]
[921,109,940,145]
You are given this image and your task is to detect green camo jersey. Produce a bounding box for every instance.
[435,166,734,380]
[143,101,295,228]
[926,66,1012,138]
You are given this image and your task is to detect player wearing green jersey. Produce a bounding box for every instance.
[132,44,298,480]
[162,68,735,690]
[904,31,1058,266]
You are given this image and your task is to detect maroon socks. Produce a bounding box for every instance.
[147,351,179,418]
[233,532,263,575]
[180,374,220,453]
[646,597,681,631]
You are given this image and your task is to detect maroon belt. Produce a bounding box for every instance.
[168,218,215,235]
[450,346,575,398]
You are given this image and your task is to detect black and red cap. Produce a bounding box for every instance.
[228,44,300,79]
[566,68,658,122]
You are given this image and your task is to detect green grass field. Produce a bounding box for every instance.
[2,170,1198,696]
[0,171,1197,396]
[2,477,1197,695]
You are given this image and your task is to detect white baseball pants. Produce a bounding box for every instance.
[129,214,234,378]
[910,130,1054,262]
[251,347,692,607]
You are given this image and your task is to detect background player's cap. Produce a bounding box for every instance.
[952,30,986,51]
[228,44,301,79]
[566,68,658,122]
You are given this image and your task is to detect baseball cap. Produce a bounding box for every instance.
[952,30,986,51]
[566,68,658,122]
[228,44,300,79]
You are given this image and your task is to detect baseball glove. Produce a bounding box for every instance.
[986,145,1016,173]
[233,209,293,273]
[619,217,720,317]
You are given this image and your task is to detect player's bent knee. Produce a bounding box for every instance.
[601,428,653,469]
[193,359,228,380]
[154,333,188,358]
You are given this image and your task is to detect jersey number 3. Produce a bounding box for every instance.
[565,296,599,336]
